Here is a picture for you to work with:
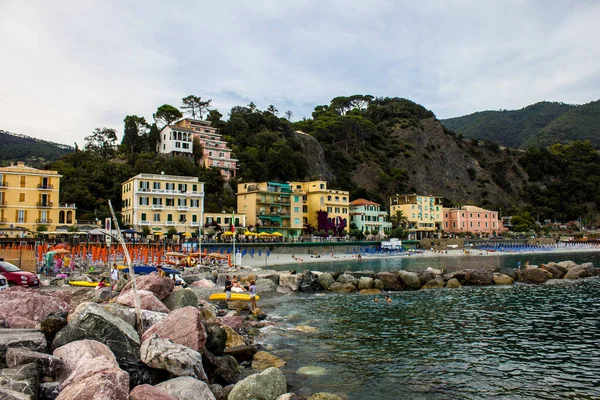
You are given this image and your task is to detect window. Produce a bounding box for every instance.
[139,197,149,206]
[153,182,161,190]
[166,183,175,191]
[192,215,197,222]
[175,142,181,148]
[152,198,162,205]
[167,214,173,222]
[294,218,300,224]
[179,214,186,222]
[319,184,324,189]
[141,213,147,221]
[294,196,299,202]
[294,207,300,213]
[327,196,332,201]
[19,193,25,202]
[470,222,473,227]
[216,217,221,224]
[302,205,308,212]
[193,184,197,191]
[327,207,332,213]
[154,213,160,222]
[166,198,174,206]
[20,176,26,188]
[182,143,189,149]
[17,209,26,223]
[178,199,187,206]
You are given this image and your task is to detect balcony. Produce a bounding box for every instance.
[37,184,54,190]
[165,221,176,226]
[59,203,76,209]
[140,220,150,225]
[190,221,200,227]
[0,201,6,207]
[37,201,53,208]
[152,204,164,210]
[177,206,190,211]
[36,218,52,223]
[0,181,8,187]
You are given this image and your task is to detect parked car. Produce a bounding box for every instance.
[0,260,40,287]
[0,273,7,291]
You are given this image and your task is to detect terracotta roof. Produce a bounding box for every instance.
[350,198,380,206]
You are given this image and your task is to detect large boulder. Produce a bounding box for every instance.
[541,263,564,279]
[53,339,118,384]
[223,345,258,363]
[336,274,357,286]
[204,324,227,356]
[190,279,216,288]
[493,273,514,285]
[445,278,461,288]
[357,277,374,290]
[220,316,245,331]
[222,326,245,348]
[255,278,278,293]
[51,303,153,386]
[156,376,216,400]
[0,287,70,329]
[121,273,175,300]
[209,383,234,400]
[344,271,375,280]
[317,273,335,290]
[328,282,357,293]
[279,274,303,292]
[398,271,421,290]
[56,356,129,400]
[130,384,178,400]
[443,270,467,284]
[518,268,549,284]
[228,367,286,400]
[40,381,60,400]
[564,263,595,280]
[464,270,493,285]
[417,270,437,286]
[142,307,207,352]
[162,289,198,311]
[40,311,68,343]
[140,336,207,380]
[5,348,63,378]
[421,277,445,289]
[299,271,322,292]
[0,363,39,399]
[251,351,286,371]
[117,289,171,313]
[0,329,47,368]
[556,261,577,273]
[201,348,241,386]
[375,272,404,291]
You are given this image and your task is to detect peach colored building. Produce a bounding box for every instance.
[443,206,505,236]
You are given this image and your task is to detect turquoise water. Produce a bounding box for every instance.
[259,252,600,399]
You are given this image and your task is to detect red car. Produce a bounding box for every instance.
[0,260,40,287]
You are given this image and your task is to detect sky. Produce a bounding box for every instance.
[1,0,600,146]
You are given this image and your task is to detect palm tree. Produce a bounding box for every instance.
[391,210,408,229]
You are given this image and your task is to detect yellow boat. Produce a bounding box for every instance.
[209,293,260,301]
[68,281,99,287]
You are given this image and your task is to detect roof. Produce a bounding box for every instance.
[350,198,380,206]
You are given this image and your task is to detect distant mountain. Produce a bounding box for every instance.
[0,129,74,167]
[440,100,600,149]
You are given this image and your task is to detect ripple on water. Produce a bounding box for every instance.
[266,278,600,399]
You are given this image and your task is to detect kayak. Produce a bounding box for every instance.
[68,281,99,287]
[209,293,260,301]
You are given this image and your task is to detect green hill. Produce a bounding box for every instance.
[0,129,74,167]
[440,100,600,149]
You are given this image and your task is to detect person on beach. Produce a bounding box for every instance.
[156,265,166,277]
[225,275,232,300]
[249,280,257,310]
[111,263,119,282]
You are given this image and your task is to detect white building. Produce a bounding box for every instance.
[158,125,194,157]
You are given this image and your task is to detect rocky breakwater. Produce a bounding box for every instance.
[0,271,295,400]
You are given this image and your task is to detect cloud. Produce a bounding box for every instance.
[1,0,599,145]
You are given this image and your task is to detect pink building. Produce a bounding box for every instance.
[443,206,505,236]
[173,118,238,181]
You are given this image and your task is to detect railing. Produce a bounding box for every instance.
[59,203,76,209]
[36,201,53,207]
[36,218,52,223]
[258,212,290,217]
[177,206,190,211]
[136,188,204,196]
[190,222,200,227]
[37,184,54,189]
[140,220,150,225]
[151,205,164,210]
[165,221,176,226]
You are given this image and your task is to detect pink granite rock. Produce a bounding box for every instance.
[130,384,178,400]
[116,289,171,313]
[47,291,72,305]
[53,339,118,384]
[142,307,207,351]
[0,287,70,328]
[55,356,129,400]
[191,279,215,288]
[121,273,175,300]
[221,316,244,330]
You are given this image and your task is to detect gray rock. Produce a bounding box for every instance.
[0,387,31,400]
[564,264,595,280]
[317,273,335,290]
[541,264,564,279]
[375,272,404,291]
[421,277,445,289]
[223,345,258,363]
[357,277,374,290]
[556,261,576,272]
[445,278,462,288]
[0,329,47,368]
[163,288,198,311]
[141,335,207,380]
[202,348,241,386]
[51,302,157,386]
[6,348,63,378]
[228,367,286,400]
[344,271,375,280]
[328,282,357,293]
[443,270,467,284]
[92,287,112,302]
[209,383,234,400]
[156,376,216,400]
[204,324,227,357]
[299,271,322,292]
[373,279,384,290]
[277,394,298,400]
[39,381,60,400]
[493,273,514,285]
[464,269,493,285]
[336,274,357,286]
[418,270,437,286]
[518,268,548,284]
[39,311,68,343]
[0,362,38,399]
[279,274,303,292]
[256,278,278,293]
[398,271,420,290]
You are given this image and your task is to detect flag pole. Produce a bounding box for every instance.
[231,210,235,267]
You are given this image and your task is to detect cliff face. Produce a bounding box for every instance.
[292,131,335,181]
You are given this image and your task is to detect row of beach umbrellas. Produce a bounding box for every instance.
[221,231,283,237]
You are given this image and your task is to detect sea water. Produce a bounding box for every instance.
[259,252,600,399]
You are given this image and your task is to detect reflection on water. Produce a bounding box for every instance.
[261,278,600,399]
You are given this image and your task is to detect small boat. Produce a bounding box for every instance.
[68,281,99,287]
[209,293,260,301]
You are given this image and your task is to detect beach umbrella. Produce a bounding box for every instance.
[222,231,234,236]
[271,232,283,237]
[52,248,71,255]
[244,231,256,236]
[166,251,186,257]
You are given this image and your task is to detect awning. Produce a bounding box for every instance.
[258,215,282,223]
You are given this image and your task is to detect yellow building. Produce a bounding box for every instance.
[0,162,76,234]
[121,173,204,236]
[236,182,303,237]
[289,180,350,233]
[389,194,443,239]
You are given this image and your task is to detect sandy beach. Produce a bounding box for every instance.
[238,245,600,269]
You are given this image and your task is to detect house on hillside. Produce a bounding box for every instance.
[389,194,443,240]
[349,198,392,236]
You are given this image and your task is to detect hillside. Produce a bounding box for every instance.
[0,129,74,167]
[440,100,600,149]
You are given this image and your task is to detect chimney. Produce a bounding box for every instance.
[17,161,25,167]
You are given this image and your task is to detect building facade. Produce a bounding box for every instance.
[237,182,303,238]
[0,162,76,234]
[389,194,443,239]
[289,180,350,234]
[203,212,246,232]
[159,118,238,181]
[121,173,204,236]
[349,199,392,235]
[443,206,504,236]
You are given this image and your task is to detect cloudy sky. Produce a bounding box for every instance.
[1,0,599,146]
